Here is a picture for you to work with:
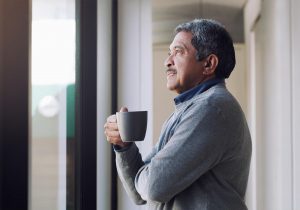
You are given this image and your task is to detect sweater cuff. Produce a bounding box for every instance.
[115,143,139,164]
[113,143,133,152]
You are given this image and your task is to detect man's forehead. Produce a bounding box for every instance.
[169,31,193,50]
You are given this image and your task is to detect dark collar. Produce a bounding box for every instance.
[174,78,225,105]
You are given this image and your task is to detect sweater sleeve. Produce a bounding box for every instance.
[115,143,145,205]
[115,142,159,205]
[134,101,231,202]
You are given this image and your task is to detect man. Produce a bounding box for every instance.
[104,19,252,210]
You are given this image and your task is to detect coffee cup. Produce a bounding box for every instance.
[116,111,147,142]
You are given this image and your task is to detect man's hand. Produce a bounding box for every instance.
[104,107,131,148]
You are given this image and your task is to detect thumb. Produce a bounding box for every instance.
[119,107,128,112]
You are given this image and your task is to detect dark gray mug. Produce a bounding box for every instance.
[116,111,147,142]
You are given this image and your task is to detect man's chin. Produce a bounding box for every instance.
[166,83,178,92]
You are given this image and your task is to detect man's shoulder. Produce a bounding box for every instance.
[190,84,244,115]
[193,83,235,103]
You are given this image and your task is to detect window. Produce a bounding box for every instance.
[30,0,76,209]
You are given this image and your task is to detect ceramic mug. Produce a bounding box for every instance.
[116,111,148,142]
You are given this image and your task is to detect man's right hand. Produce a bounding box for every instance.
[104,107,131,148]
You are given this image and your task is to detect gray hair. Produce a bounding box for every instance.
[175,19,236,78]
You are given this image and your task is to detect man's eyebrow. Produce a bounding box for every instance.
[175,45,185,50]
[169,45,186,51]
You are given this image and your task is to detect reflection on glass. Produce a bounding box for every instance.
[30,0,75,209]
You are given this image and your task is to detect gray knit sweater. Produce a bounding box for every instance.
[115,83,252,210]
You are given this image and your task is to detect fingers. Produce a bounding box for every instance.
[104,114,122,145]
[104,125,122,143]
[104,115,118,130]
[104,122,118,131]
[107,114,117,123]
[120,107,128,112]
[105,130,121,142]
[103,106,128,146]
[105,130,120,138]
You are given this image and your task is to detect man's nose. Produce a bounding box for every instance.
[164,56,174,68]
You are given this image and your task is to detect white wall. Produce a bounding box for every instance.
[117,0,152,209]
[226,44,247,114]
[97,0,112,209]
[153,44,176,144]
[291,0,300,208]
[244,0,300,209]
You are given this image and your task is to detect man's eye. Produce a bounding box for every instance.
[168,49,183,56]
[175,49,183,55]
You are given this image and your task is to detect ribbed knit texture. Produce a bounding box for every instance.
[115,83,252,210]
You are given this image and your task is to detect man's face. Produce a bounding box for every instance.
[164,31,206,94]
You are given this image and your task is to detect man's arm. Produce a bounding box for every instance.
[115,143,146,204]
[134,101,234,202]
[115,142,159,205]
[104,107,146,204]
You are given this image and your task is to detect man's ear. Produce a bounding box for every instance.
[203,54,218,75]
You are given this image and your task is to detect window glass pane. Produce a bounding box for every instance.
[30,0,75,209]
